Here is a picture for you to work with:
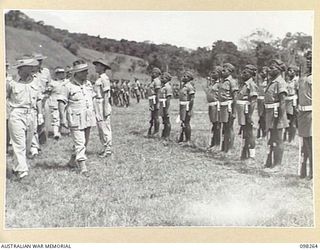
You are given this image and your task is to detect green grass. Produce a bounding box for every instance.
[5,84,314,228]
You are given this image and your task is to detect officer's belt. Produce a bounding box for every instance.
[208,101,220,111]
[298,105,312,112]
[159,98,167,108]
[286,95,297,101]
[257,96,265,100]
[264,103,280,109]
[236,100,250,114]
[265,102,280,118]
[220,100,232,112]
[148,95,156,104]
[11,107,36,114]
[180,101,190,111]
[236,100,250,105]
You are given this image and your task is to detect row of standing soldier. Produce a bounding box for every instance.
[145,51,312,179]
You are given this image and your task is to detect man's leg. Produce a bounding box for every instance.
[185,113,191,142]
[273,128,284,166]
[70,128,87,173]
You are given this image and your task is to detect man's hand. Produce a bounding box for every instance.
[38,114,44,125]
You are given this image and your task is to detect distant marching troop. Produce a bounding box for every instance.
[6,51,312,180]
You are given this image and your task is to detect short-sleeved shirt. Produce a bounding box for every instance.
[147,77,161,97]
[297,74,312,137]
[58,79,96,129]
[286,76,299,96]
[7,77,42,110]
[35,67,51,93]
[48,79,67,108]
[179,81,195,101]
[159,82,173,99]
[265,75,288,130]
[94,73,111,99]
[219,75,238,102]
[206,81,220,103]
[236,78,258,125]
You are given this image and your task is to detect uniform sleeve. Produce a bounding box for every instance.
[249,81,258,97]
[101,75,111,92]
[57,85,69,104]
[277,79,288,95]
[6,79,13,99]
[188,83,195,95]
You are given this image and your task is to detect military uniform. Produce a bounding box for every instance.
[264,74,288,167]
[219,75,238,152]
[284,76,299,142]
[48,79,67,138]
[58,78,96,165]
[179,80,195,142]
[93,72,112,155]
[257,77,268,138]
[7,75,42,176]
[236,77,258,159]
[159,79,173,139]
[147,76,161,136]
[206,80,221,147]
[297,73,312,178]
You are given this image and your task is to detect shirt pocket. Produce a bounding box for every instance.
[67,111,81,128]
[69,90,83,101]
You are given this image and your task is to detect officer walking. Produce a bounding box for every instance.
[220,63,238,153]
[159,72,173,140]
[58,60,96,176]
[236,65,258,160]
[178,71,196,144]
[264,59,288,170]
[47,66,67,139]
[92,58,113,158]
[7,55,43,179]
[297,51,312,179]
[257,66,269,139]
[147,67,162,137]
[284,65,299,142]
[205,66,223,149]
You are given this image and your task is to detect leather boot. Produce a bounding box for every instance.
[178,128,184,143]
[78,160,89,176]
[300,161,307,178]
[273,146,283,166]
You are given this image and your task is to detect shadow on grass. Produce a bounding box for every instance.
[33,161,70,171]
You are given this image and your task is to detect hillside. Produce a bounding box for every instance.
[5,26,149,80]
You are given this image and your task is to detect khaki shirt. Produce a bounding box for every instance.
[35,67,51,93]
[179,81,195,101]
[48,79,67,108]
[298,74,312,107]
[237,78,258,101]
[7,77,42,110]
[286,76,299,96]
[219,75,238,102]
[159,82,173,99]
[206,81,220,103]
[58,79,96,129]
[93,73,112,121]
[147,77,161,97]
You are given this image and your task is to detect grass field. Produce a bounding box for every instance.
[5,83,314,228]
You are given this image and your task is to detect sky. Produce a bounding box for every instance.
[17,10,314,50]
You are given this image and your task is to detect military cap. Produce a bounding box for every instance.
[72,60,89,73]
[287,64,299,72]
[14,55,39,68]
[212,66,223,74]
[93,58,111,69]
[244,64,257,72]
[152,67,162,74]
[54,66,65,73]
[162,72,172,80]
[223,63,235,73]
[270,59,286,72]
[32,53,47,61]
[184,70,194,80]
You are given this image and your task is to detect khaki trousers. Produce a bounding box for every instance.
[97,116,112,152]
[8,109,36,172]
